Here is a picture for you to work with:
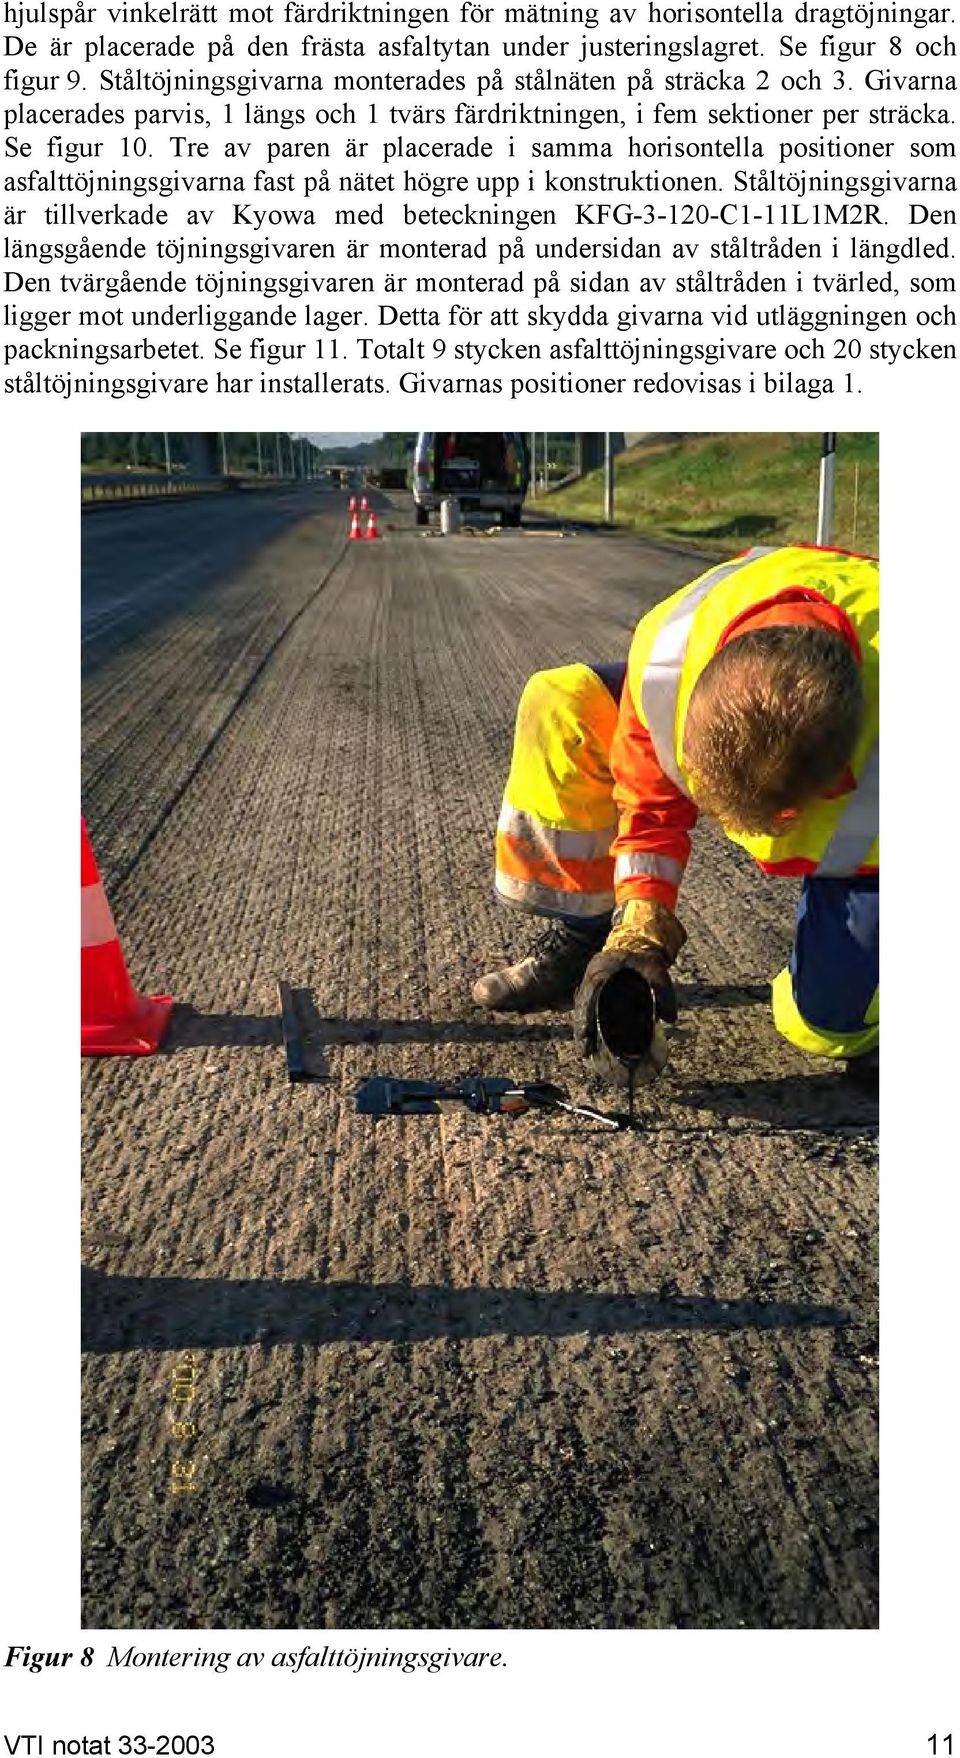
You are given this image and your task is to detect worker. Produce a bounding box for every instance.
[472,544,879,1081]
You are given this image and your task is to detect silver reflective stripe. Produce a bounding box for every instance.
[495,873,615,916]
[641,547,777,792]
[817,742,879,876]
[81,881,117,949]
[498,803,616,864]
[614,851,686,887]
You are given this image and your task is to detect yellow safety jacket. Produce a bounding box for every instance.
[620,544,879,883]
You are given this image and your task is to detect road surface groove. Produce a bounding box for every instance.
[81,491,877,1629]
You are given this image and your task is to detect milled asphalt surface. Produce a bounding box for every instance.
[81,484,878,1629]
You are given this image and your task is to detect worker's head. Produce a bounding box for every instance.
[681,627,864,835]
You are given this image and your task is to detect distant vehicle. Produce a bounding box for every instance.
[366,465,409,491]
[412,433,529,527]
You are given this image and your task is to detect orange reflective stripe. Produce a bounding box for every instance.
[496,829,615,897]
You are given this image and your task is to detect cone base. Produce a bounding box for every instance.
[82,992,174,1057]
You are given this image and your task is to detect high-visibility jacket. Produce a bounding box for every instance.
[609,545,880,911]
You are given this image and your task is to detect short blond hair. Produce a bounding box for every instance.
[682,628,864,833]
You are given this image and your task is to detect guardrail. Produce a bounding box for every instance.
[81,472,296,506]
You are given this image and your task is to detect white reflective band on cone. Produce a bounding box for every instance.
[818,742,879,876]
[498,803,616,863]
[640,547,777,791]
[81,882,118,949]
[614,851,686,887]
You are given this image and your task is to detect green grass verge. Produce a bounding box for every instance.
[545,432,879,557]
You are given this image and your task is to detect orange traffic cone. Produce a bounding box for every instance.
[348,496,357,513]
[363,508,381,541]
[81,819,173,1056]
[360,495,368,512]
[348,508,362,540]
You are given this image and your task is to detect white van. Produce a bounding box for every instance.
[411,433,529,527]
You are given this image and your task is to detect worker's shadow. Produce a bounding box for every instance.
[678,1074,878,1131]
[81,1265,850,1354]
[675,982,770,1010]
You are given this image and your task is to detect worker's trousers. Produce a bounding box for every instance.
[494,663,879,1060]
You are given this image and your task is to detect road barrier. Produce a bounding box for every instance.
[81,472,298,508]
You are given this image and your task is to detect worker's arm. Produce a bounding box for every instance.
[608,672,698,914]
[575,663,694,1068]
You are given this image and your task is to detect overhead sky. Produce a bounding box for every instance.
[305,433,383,447]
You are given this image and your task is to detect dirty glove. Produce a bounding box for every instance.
[574,899,686,1081]
[597,898,685,1020]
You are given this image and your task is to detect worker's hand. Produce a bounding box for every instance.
[582,943,677,1026]
[603,898,686,1018]
[573,899,685,1077]
[573,944,676,1058]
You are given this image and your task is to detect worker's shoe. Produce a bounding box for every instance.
[844,1047,879,1093]
[472,918,610,1012]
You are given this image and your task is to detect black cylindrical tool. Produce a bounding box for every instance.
[590,966,669,1100]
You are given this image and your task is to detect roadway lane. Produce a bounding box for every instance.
[81,484,353,886]
[81,499,878,1630]
[82,485,336,663]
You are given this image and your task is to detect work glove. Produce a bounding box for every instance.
[574,899,686,1081]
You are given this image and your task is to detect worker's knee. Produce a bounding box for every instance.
[516,666,570,732]
[792,955,878,1037]
[514,664,618,766]
[776,874,879,1057]
[517,664,595,726]
[771,967,879,1059]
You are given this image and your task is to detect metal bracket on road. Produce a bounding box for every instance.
[277,981,332,1083]
[277,979,307,1082]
